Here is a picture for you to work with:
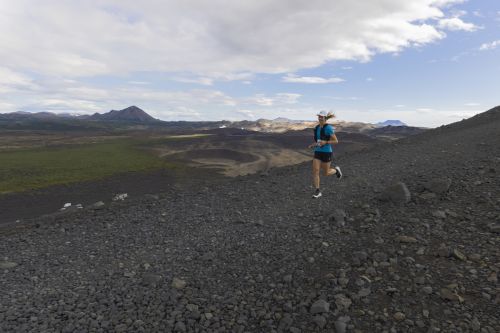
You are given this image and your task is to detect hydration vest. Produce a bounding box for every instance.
[314,124,332,142]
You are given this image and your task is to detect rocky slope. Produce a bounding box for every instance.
[0,107,499,332]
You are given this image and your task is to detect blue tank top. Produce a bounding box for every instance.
[314,124,335,153]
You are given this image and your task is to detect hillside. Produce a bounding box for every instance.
[0,106,499,332]
[89,106,159,123]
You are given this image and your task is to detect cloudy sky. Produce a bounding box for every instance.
[0,0,498,127]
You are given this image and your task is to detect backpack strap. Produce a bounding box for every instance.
[313,125,320,142]
[320,124,332,141]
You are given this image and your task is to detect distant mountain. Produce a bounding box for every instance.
[0,106,426,138]
[89,106,158,122]
[377,120,407,126]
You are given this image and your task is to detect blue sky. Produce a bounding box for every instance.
[0,0,498,127]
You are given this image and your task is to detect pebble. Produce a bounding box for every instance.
[310,299,330,314]
[335,319,347,333]
[313,315,327,328]
[172,277,187,290]
[393,312,405,321]
[432,210,447,219]
[396,235,418,243]
[334,294,352,310]
[471,317,481,331]
[440,288,464,302]
[487,271,497,282]
[421,286,433,295]
[452,249,467,261]
[0,261,18,269]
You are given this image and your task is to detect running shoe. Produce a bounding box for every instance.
[312,189,322,198]
[335,166,343,179]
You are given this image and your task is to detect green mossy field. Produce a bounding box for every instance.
[0,138,177,194]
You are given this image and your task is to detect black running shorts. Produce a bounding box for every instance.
[314,151,332,163]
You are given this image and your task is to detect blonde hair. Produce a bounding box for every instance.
[325,111,335,120]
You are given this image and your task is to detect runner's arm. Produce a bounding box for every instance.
[319,134,338,146]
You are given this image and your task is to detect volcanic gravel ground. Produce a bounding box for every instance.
[1,108,500,332]
[0,168,224,226]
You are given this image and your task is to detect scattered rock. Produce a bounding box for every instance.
[393,312,406,321]
[421,286,433,295]
[358,288,371,298]
[0,261,18,269]
[380,182,411,205]
[113,193,128,201]
[452,249,467,261]
[172,277,187,290]
[432,210,447,219]
[487,223,500,233]
[310,299,330,314]
[334,294,352,311]
[91,201,105,210]
[437,244,451,257]
[329,209,347,227]
[335,319,347,333]
[313,315,327,328]
[425,178,452,194]
[487,271,498,283]
[141,273,162,286]
[440,288,464,302]
[373,252,388,262]
[395,235,418,243]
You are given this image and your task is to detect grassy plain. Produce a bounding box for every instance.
[0,136,192,194]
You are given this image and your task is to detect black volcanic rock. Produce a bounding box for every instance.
[90,106,158,122]
[1,106,499,332]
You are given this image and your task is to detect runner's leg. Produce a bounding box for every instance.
[322,161,337,176]
[312,158,321,189]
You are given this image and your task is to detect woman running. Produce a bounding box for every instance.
[308,110,342,198]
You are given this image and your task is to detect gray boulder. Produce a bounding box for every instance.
[380,182,411,205]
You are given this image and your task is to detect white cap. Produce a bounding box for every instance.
[317,110,328,117]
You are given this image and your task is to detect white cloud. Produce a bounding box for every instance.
[128,81,150,85]
[326,96,360,101]
[148,106,202,120]
[0,67,38,93]
[283,74,344,84]
[172,72,255,86]
[0,102,16,112]
[437,17,479,31]
[366,77,374,82]
[479,40,500,51]
[173,77,214,86]
[0,0,469,78]
[246,93,301,107]
[464,102,480,106]
[234,109,256,120]
[446,111,481,119]
[416,108,433,113]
